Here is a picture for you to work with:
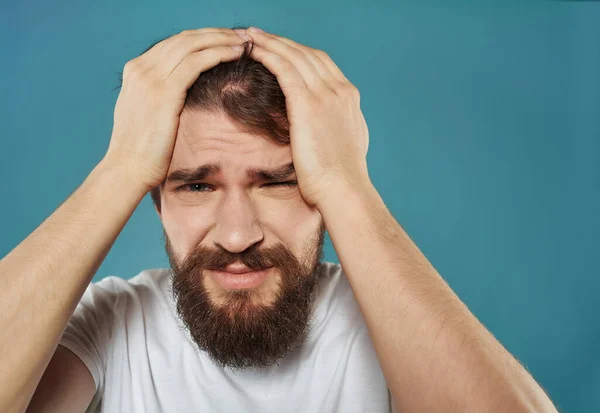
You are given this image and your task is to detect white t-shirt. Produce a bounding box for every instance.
[59,261,393,412]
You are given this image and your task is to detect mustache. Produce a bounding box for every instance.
[165,220,327,275]
[181,243,295,273]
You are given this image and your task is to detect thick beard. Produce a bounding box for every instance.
[165,222,326,372]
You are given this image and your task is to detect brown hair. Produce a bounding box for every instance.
[114,26,290,212]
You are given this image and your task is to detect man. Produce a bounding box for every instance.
[0,26,558,412]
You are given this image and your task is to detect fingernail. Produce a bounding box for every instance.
[231,45,243,52]
[248,27,264,33]
[237,33,251,41]
[233,29,246,34]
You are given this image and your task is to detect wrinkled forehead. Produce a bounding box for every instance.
[170,109,292,180]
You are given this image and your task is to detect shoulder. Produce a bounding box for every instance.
[312,261,365,330]
[79,268,172,314]
[91,267,170,293]
[315,261,356,306]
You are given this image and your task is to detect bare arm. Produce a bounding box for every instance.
[320,182,558,413]
[0,158,148,413]
[0,28,248,413]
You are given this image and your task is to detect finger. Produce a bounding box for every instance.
[312,48,350,85]
[247,29,350,86]
[255,32,342,89]
[247,44,309,97]
[167,46,244,92]
[142,28,236,60]
[149,31,247,79]
[246,31,329,93]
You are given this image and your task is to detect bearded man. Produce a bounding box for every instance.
[1,26,558,413]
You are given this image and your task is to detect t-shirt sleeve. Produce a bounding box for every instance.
[58,277,120,406]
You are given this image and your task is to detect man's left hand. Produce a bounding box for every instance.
[239,27,371,208]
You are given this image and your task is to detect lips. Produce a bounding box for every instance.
[207,261,271,274]
[207,267,272,290]
[221,265,261,274]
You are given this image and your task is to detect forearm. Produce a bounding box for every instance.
[319,181,557,413]
[0,157,148,412]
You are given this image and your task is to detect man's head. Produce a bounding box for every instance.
[122,28,328,370]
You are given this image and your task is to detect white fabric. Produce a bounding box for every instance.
[59,261,392,412]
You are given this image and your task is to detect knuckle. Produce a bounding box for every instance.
[123,59,141,77]
[198,47,219,59]
[124,59,138,71]
[125,64,158,88]
[314,49,329,59]
[343,83,359,97]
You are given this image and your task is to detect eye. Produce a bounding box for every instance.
[262,181,298,188]
[176,183,212,192]
[174,181,298,193]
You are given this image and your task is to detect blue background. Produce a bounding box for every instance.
[1,1,598,411]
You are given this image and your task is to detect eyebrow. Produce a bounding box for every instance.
[165,161,296,184]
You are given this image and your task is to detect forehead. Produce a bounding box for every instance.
[170,109,292,177]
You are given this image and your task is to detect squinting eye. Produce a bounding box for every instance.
[263,181,298,188]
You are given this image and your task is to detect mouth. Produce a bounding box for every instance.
[207,267,273,290]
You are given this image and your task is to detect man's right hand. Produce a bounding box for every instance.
[104,28,248,191]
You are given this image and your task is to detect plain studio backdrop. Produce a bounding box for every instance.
[1,1,598,411]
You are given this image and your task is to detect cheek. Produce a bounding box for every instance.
[161,201,213,256]
[262,199,321,253]
[161,194,320,258]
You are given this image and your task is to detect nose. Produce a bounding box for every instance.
[213,189,264,254]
